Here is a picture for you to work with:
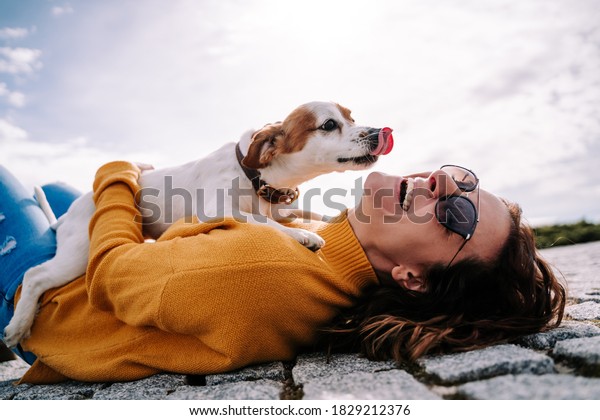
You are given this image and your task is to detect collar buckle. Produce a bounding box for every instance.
[236,142,300,205]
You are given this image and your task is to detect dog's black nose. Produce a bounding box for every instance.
[363,128,381,152]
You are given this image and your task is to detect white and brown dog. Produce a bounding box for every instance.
[2,101,393,348]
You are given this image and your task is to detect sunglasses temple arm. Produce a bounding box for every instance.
[446,234,471,269]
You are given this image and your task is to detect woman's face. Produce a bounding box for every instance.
[347,167,511,291]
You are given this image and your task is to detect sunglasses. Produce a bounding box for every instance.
[434,165,480,268]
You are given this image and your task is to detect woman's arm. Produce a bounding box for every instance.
[85,161,172,326]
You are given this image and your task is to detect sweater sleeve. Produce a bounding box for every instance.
[85,161,178,327]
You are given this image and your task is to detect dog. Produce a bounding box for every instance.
[2,101,393,348]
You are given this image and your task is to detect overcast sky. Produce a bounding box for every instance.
[1,0,599,226]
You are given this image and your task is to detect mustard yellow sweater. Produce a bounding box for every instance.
[18,161,378,384]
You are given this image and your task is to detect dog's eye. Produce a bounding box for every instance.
[320,119,338,131]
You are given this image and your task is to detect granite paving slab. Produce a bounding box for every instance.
[12,381,104,400]
[166,379,282,400]
[0,380,31,400]
[417,344,555,385]
[92,374,187,399]
[540,241,600,303]
[292,353,396,384]
[206,362,285,386]
[301,369,440,400]
[515,320,600,350]
[553,336,600,376]
[565,301,600,320]
[0,358,29,382]
[456,374,600,399]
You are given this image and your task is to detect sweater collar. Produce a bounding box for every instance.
[316,210,379,290]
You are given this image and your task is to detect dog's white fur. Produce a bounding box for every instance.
[3,101,385,348]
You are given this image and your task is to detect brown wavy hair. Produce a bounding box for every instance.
[324,200,566,361]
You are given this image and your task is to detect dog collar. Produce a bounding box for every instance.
[235,142,300,205]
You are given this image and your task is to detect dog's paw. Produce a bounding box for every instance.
[3,319,32,349]
[289,229,325,251]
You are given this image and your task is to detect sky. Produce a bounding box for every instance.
[1,0,599,226]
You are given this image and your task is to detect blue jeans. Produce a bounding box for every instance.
[0,165,80,363]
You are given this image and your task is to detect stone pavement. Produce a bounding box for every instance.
[1,241,599,400]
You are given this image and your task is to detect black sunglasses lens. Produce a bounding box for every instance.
[436,196,477,238]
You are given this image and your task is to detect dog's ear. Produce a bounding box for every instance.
[242,123,284,169]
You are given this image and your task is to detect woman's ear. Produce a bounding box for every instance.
[242,123,284,169]
[391,265,425,292]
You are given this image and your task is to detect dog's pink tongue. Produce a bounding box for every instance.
[371,127,394,156]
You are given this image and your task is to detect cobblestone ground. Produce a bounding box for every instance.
[1,241,599,400]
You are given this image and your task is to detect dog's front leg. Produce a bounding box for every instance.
[238,210,325,251]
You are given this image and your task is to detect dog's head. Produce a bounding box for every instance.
[242,102,393,182]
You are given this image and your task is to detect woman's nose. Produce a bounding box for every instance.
[429,170,461,199]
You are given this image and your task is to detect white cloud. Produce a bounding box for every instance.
[0,83,26,107]
[0,118,28,142]
[0,118,162,193]
[7,91,26,107]
[0,47,43,75]
[0,27,30,40]
[51,5,74,17]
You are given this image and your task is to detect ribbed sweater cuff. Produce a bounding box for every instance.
[93,161,142,204]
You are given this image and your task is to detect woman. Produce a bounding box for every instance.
[0,162,565,383]
[327,169,566,360]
